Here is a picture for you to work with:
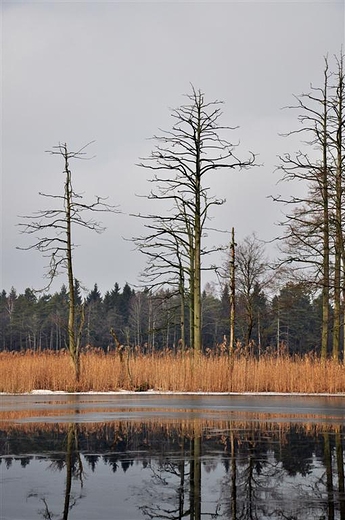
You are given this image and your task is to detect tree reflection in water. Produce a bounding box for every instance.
[62,423,84,520]
[135,423,203,519]
[26,423,84,520]
[1,418,345,520]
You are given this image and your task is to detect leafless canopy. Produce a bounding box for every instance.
[18,141,119,290]
[134,86,257,350]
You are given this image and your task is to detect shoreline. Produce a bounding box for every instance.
[2,389,345,397]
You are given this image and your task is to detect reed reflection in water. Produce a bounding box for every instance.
[1,418,345,519]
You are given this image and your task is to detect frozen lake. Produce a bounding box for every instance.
[2,392,345,422]
[1,393,345,519]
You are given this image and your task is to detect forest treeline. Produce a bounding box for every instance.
[0,276,327,356]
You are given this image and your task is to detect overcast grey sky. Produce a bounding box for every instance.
[2,0,345,297]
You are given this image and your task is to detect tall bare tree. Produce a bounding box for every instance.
[18,142,118,380]
[328,54,345,359]
[137,86,256,353]
[275,53,345,359]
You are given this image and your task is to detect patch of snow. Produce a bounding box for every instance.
[0,390,344,397]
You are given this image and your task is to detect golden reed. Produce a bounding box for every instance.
[0,350,344,394]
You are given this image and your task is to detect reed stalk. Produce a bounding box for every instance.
[0,350,344,394]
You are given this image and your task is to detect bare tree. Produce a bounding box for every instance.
[327,54,345,359]
[227,233,271,349]
[18,142,118,381]
[275,53,345,359]
[137,86,256,353]
[133,216,189,349]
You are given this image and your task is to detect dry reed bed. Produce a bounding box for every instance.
[0,351,345,394]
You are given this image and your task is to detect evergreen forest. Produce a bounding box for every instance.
[0,278,327,357]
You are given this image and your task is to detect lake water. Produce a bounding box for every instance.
[1,393,345,519]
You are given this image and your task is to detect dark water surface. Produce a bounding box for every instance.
[1,393,345,519]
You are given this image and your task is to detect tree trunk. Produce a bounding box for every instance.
[229,228,236,357]
[180,286,185,351]
[189,248,195,350]
[193,114,202,354]
[332,56,344,360]
[321,65,330,359]
[64,147,80,382]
